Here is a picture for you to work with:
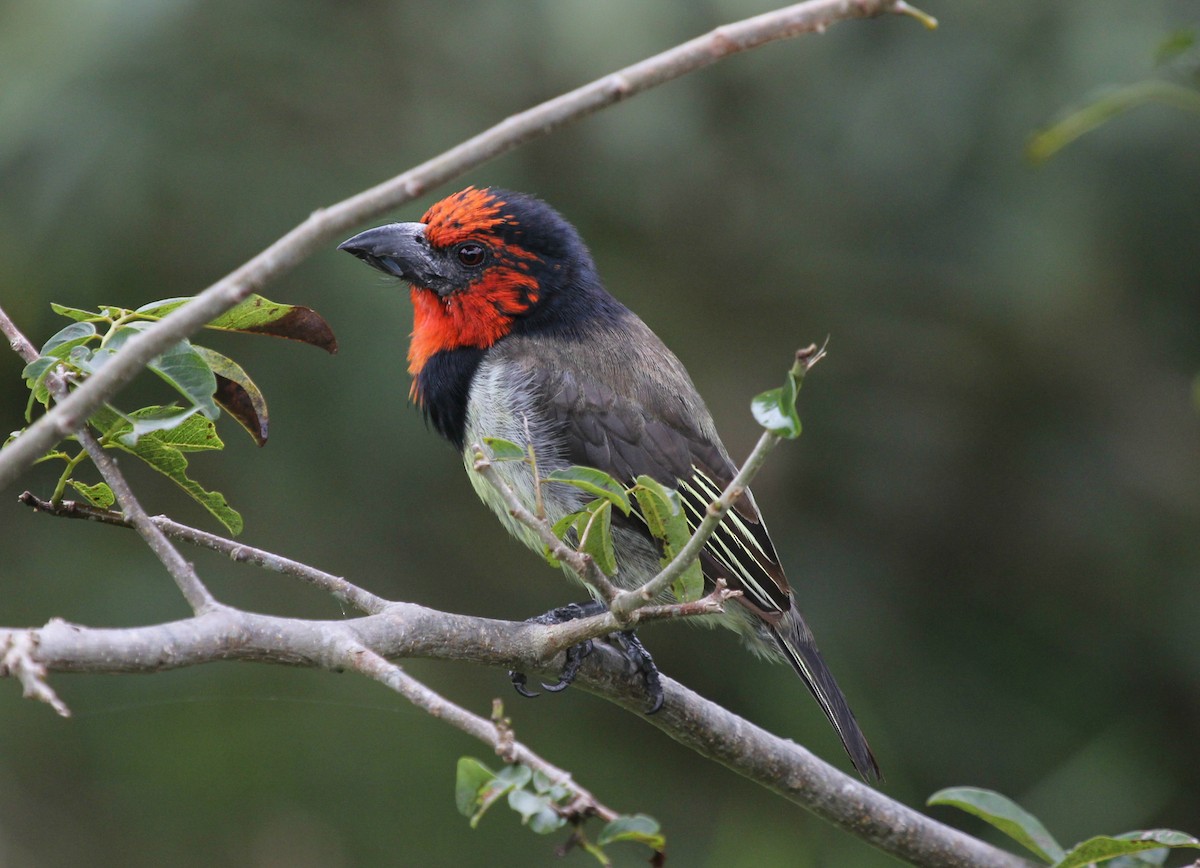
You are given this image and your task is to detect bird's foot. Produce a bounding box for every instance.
[509,600,664,714]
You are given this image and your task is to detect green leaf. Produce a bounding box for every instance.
[494,764,533,790]
[752,370,801,438]
[50,303,104,322]
[530,769,570,802]
[576,499,617,576]
[130,407,226,453]
[21,356,56,384]
[630,475,679,541]
[507,789,566,835]
[41,321,97,355]
[92,406,241,535]
[101,323,219,419]
[76,346,115,375]
[1054,830,1200,868]
[482,436,528,461]
[928,787,1065,864]
[543,508,585,567]
[136,294,338,353]
[597,814,665,851]
[192,345,269,446]
[1105,851,1168,868]
[21,357,58,418]
[632,475,704,602]
[68,480,115,509]
[544,466,631,515]
[117,406,203,447]
[454,757,497,819]
[148,340,220,420]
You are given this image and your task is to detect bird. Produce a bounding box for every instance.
[339,186,879,780]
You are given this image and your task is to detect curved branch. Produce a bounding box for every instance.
[0,0,929,492]
[2,609,1029,868]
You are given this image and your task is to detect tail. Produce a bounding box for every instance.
[769,607,881,781]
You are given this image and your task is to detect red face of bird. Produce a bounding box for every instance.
[339,187,573,377]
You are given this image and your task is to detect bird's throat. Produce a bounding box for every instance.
[406,270,541,378]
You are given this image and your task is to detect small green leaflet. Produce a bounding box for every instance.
[632,475,703,602]
[67,480,115,509]
[482,436,529,462]
[597,814,665,851]
[92,406,241,535]
[48,303,104,322]
[544,466,631,515]
[454,758,536,829]
[546,498,617,576]
[576,499,617,576]
[105,323,220,421]
[1054,830,1200,868]
[148,339,220,420]
[752,367,801,438]
[507,788,567,835]
[40,321,97,356]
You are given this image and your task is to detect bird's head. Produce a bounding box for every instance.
[339,187,607,380]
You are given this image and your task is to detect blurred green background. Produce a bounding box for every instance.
[2,1,1198,865]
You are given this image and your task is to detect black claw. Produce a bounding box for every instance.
[540,638,594,692]
[615,629,664,715]
[509,669,540,698]
[510,600,665,713]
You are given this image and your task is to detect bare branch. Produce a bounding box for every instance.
[0,0,931,493]
[0,630,70,717]
[17,493,389,615]
[75,430,219,613]
[471,446,620,601]
[345,646,619,825]
[0,609,1027,868]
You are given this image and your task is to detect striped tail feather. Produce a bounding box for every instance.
[769,609,881,781]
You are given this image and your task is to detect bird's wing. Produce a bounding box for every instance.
[517,330,793,619]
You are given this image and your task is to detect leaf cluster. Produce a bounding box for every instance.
[10,295,335,534]
[455,757,664,866]
[930,787,1200,867]
[482,438,704,602]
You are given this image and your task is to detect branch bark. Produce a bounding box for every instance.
[0,609,1030,868]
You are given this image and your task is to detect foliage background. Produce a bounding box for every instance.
[1,1,1198,865]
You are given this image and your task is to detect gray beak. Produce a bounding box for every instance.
[339,222,449,293]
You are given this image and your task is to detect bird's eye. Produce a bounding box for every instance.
[455,242,487,267]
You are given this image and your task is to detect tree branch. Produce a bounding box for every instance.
[0,609,1028,868]
[0,0,932,493]
[16,492,388,615]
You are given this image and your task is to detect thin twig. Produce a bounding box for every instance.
[471,446,621,602]
[15,493,389,615]
[0,0,931,493]
[610,345,825,621]
[344,645,619,825]
[78,430,219,613]
[1,631,70,717]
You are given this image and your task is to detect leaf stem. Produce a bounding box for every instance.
[49,447,90,505]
